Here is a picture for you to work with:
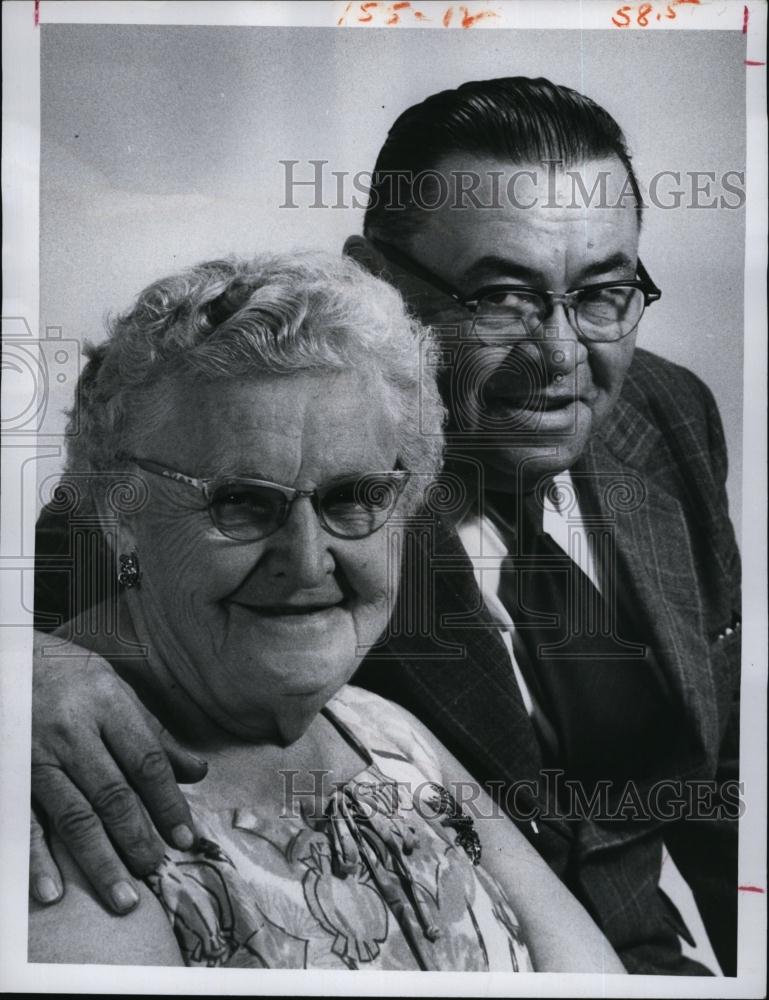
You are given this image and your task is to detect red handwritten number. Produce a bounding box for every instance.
[337,1,494,28]
[637,3,652,25]
[337,1,352,25]
[664,4,676,18]
[612,5,632,27]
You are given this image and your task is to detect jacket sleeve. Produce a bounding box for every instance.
[34,502,113,632]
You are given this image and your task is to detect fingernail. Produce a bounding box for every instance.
[35,875,62,903]
[171,824,194,850]
[110,880,139,912]
[192,755,208,770]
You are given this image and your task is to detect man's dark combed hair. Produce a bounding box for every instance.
[364,76,643,244]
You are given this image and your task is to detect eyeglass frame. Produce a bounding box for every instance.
[370,238,661,344]
[126,455,412,541]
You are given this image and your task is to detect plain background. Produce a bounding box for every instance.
[38,25,746,538]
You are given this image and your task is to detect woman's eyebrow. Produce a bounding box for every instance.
[320,467,399,488]
[207,463,272,482]
[205,466,397,489]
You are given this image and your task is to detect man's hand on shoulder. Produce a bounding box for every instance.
[30,630,207,914]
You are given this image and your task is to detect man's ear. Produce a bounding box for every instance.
[342,235,390,279]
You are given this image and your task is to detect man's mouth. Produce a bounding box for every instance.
[483,375,599,410]
[485,391,583,412]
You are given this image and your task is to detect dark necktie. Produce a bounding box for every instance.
[489,488,679,784]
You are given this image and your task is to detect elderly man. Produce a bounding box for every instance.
[31,78,740,976]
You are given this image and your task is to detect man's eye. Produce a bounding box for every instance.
[578,286,637,317]
[579,285,625,302]
[481,289,542,309]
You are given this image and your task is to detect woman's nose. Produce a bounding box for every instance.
[265,496,334,586]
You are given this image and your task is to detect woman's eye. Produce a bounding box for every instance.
[323,483,362,509]
[219,491,254,507]
[214,489,276,516]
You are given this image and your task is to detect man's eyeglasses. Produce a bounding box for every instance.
[129,457,411,542]
[372,240,661,345]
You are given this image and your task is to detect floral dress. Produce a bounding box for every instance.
[145,686,533,971]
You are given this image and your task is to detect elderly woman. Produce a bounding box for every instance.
[29,251,624,973]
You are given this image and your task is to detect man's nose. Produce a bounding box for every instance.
[265,497,334,587]
[518,304,587,379]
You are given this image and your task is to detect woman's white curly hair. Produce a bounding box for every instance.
[66,250,445,501]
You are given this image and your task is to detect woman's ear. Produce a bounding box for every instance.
[116,519,139,562]
[92,490,139,562]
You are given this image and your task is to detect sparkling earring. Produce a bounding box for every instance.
[118,551,142,589]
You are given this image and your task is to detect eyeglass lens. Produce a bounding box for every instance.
[209,474,405,541]
[473,286,645,343]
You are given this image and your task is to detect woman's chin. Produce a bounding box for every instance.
[271,689,335,746]
[218,679,345,747]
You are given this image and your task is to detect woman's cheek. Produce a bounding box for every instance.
[139,515,254,599]
[343,538,399,642]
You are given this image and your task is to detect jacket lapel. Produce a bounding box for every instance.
[376,514,548,782]
[386,517,575,853]
[576,396,720,783]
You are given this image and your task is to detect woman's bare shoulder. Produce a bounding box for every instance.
[28,837,182,967]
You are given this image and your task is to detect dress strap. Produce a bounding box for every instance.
[321,704,374,767]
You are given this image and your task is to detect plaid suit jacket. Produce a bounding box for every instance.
[355,348,741,976]
[34,348,740,976]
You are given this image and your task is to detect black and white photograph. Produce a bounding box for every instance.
[1,0,766,995]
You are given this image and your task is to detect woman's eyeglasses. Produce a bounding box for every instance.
[372,239,661,344]
[129,457,411,542]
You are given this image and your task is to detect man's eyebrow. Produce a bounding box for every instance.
[577,252,636,283]
[461,252,638,290]
[461,255,543,288]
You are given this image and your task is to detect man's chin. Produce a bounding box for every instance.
[481,437,591,493]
